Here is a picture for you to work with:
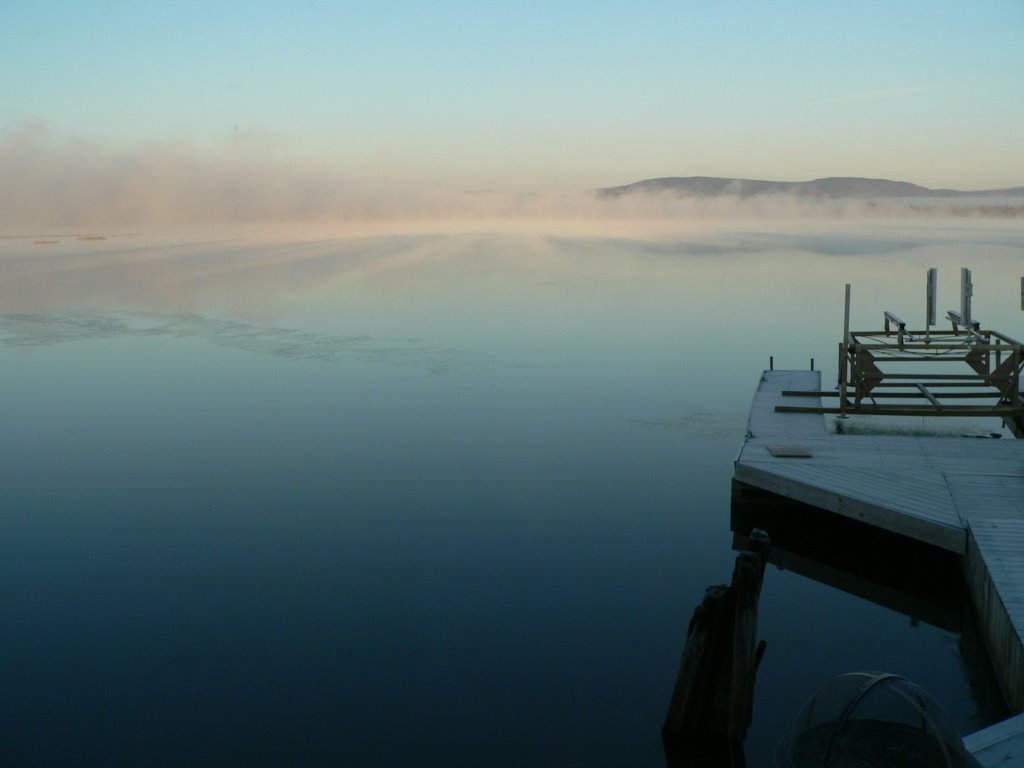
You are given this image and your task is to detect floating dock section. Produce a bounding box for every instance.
[735,370,1024,724]
[963,712,1024,766]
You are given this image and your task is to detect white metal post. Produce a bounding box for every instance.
[840,283,851,418]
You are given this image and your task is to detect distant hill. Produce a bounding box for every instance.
[596,176,1024,199]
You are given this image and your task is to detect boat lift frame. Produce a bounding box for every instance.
[776,308,1024,438]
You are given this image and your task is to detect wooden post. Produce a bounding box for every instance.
[726,551,762,741]
[662,585,730,735]
[663,531,771,762]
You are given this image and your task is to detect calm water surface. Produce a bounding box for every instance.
[1,221,1021,765]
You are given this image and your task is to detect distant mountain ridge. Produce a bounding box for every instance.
[596,176,1024,199]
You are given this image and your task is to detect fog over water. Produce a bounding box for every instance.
[1,218,1021,765]
[4,122,1023,231]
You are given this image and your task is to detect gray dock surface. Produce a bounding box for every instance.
[963,713,1024,765]
[734,370,1024,749]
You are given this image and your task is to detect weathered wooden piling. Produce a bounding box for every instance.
[662,530,770,765]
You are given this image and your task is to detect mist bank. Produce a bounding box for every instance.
[3,123,1023,229]
[597,176,1024,199]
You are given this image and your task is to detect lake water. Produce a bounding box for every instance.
[1,219,1022,765]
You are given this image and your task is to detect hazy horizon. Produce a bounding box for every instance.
[2,120,1022,230]
[3,1,1022,228]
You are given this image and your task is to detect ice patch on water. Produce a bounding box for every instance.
[629,410,746,438]
[0,311,471,374]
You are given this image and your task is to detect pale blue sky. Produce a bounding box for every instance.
[2,0,1022,191]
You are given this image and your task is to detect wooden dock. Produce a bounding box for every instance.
[964,713,1024,765]
[735,370,1024,751]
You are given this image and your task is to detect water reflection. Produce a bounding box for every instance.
[0,223,1020,765]
[730,487,1008,759]
[731,487,967,631]
[764,234,927,257]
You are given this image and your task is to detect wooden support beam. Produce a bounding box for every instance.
[782,389,995,399]
[883,311,906,346]
[915,383,941,407]
[776,404,1024,417]
[822,381,996,389]
[855,354,1009,363]
[871,373,988,380]
[1004,415,1024,438]
[848,342,1008,351]
[948,309,981,332]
